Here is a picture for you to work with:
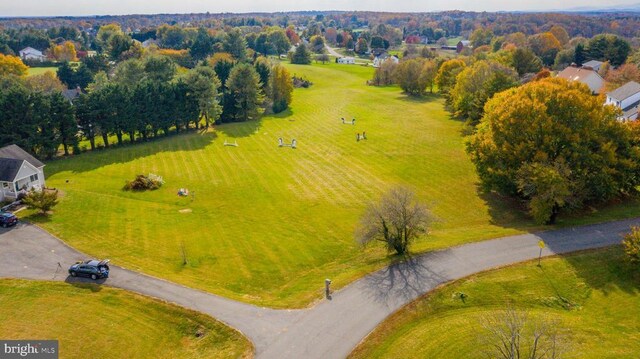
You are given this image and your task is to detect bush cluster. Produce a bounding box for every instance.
[124,173,165,191]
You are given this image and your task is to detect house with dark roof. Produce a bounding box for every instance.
[62,87,82,104]
[606,81,640,121]
[582,60,604,72]
[557,65,605,94]
[0,145,46,202]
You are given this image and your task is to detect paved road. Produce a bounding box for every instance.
[1,218,637,358]
[325,44,343,58]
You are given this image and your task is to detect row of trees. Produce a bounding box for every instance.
[0,50,293,158]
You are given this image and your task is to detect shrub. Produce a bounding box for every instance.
[292,75,312,88]
[124,173,165,191]
[22,189,59,215]
[622,226,640,265]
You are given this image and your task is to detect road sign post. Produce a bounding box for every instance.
[537,240,545,266]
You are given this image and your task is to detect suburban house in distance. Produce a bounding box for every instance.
[0,145,46,202]
[337,57,356,64]
[557,64,605,94]
[372,53,399,68]
[606,81,640,121]
[582,60,604,72]
[18,47,46,62]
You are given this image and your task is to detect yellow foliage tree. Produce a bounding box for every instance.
[0,54,28,77]
[52,41,78,62]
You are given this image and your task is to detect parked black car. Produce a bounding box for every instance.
[69,259,110,280]
[0,212,18,228]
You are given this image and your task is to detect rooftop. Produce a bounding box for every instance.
[0,144,45,168]
[607,81,640,102]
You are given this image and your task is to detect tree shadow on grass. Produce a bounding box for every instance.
[477,185,534,231]
[20,213,52,225]
[395,92,440,104]
[362,252,448,308]
[45,131,218,177]
[215,108,294,139]
[552,247,640,297]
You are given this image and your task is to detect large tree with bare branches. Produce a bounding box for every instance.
[356,186,430,255]
[480,307,565,359]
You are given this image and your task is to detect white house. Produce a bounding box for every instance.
[605,81,640,121]
[556,65,605,94]
[373,54,399,68]
[337,57,355,64]
[0,145,46,202]
[19,47,46,62]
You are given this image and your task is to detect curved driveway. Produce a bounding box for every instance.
[1,218,637,358]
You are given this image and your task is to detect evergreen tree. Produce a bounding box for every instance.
[223,29,248,61]
[291,43,311,64]
[226,63,264,122]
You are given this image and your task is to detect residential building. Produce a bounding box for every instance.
[581,60,604,72]
[0,145,46,202]
[19,47,46,62]
[337,57,356,64]
[605,81,640,121]
[556,65,605,94]
[372,53,399,68]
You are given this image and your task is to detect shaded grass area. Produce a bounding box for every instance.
[0,279,252,359]
[31,62,640,308]
[349,247,640,359]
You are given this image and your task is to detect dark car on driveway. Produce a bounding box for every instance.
[69,259,110,280]
[0,212,18,228]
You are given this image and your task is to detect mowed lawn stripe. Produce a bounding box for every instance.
[33,62,640,308]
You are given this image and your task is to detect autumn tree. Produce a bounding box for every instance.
[622,226,640,265]
[605,64,640,91]
[356,186,431,255]
[371,58,398,86]
[285,25,301,45]
[470,27,494,48]
[51,41,78,62]
[309,35,326,54]
[528,32,562,66]
[25,71,65,94]
[0,54,28,76]
[549,25,570,46]
[226,63,264,122]
[450,60,518,124]
[467,78,640,224]
[435,58,466,100]
[395,58,436,96]
[269,64,293,113]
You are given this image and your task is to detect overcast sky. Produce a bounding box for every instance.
[1,0,638,17]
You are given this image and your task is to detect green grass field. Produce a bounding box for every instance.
[27,67,58,77]
[0,279,251,359]
[349,247,640,359]
[30,62,640,308]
